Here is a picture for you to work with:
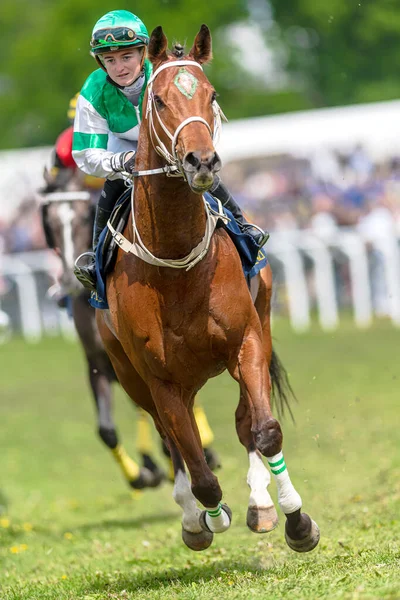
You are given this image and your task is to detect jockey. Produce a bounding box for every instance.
[73,10,269,290]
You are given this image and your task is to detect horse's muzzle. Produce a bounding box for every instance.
[182,150,222,193]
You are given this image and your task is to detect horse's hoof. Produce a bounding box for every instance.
[142,454,167,487]
[199,503,232,533]
[285,515,320,553]
[147,467,166,488]
[182,526,213,551]
[129,467,165,490]
[247,505,279,533]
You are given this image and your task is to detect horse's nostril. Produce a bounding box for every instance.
[183,151,202,171]
[183,151,222,173]
[210,152,222,173]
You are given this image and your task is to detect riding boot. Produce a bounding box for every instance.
[211,176,269,248]
[73,206,112,291]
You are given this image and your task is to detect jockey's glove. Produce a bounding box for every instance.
[110,151,136,174]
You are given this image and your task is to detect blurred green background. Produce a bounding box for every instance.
[2,0,400,150]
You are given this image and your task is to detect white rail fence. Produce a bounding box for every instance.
[0,222,400,343]
[0,250,76,343]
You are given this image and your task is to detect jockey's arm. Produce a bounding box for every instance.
[72,95,131,179]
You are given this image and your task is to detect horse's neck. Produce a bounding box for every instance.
[131,135,207,259]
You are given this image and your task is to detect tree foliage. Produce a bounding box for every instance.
[0,0,248,149]
[268,0,400,107]
[1,0,400,150]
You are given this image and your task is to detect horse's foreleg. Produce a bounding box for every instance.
[230,328,319,552]
[160,398,220,482]
[235,393,278,533]
[150,382,231,541]
[254,263,273,367]
[166,437,213,551]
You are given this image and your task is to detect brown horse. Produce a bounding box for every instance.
[97,25,320,552]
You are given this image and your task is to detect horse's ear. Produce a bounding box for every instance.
[189,24,212,64]
[148,26,168,65]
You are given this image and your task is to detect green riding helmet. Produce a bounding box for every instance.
[90,10,149,55]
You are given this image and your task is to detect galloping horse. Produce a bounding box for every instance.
[41,175,219,489]
[97,25,320,551]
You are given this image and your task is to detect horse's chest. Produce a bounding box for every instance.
[133,295,227,380]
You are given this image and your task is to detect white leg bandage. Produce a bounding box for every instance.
[247,451,274,508]
[267,451,302,515]
[205,503,231,533]
[173,470,202,533]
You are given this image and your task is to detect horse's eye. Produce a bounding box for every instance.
[154,95,165,109]
[211,91,218,103]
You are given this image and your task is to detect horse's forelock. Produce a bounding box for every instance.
[171,42,185,59]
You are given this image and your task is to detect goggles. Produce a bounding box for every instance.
[91,27,148,49]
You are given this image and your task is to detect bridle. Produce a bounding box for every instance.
[104,60,229,271]
[127,59,226,180]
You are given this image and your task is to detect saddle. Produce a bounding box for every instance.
[98,187,132,276]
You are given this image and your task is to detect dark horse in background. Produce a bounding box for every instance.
[97,25,320,552]
[40,171,220,489]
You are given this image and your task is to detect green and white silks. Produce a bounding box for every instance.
[72,59,152,180]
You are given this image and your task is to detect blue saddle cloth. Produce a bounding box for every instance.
[89,192,267,309]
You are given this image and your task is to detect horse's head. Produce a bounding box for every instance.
[145,24,222,193]
[41,191,95,295]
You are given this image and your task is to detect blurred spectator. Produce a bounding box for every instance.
[4,198,46,253]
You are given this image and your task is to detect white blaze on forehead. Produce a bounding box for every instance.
[58,203,76,271]
[173,68,198,99]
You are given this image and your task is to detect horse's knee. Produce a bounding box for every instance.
[254,418,282,457]
[98,426,118,449]
[191,472,222,508]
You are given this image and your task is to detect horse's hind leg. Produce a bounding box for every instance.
[193,400,221,470]
[229,324,319,552]
[136,408,165,479]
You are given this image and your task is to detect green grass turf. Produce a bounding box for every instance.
[0,318,399,599]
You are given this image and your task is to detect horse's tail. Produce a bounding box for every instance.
[270,348,296,422]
